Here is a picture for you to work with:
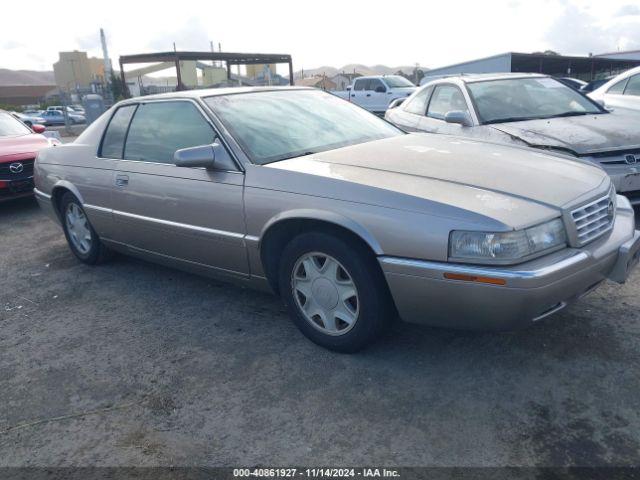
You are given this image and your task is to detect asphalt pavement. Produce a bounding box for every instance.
[1,198,639,467]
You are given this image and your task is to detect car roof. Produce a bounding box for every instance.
[119,86,314,104]
[355,75,403,80]
[460,73,546,83]
[422,72,547,86]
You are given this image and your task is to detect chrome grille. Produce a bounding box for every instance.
[571,192,615,246]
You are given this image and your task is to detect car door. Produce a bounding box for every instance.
[110,99,249,276]
[368,78,388,112]
[350,78,371,110]
[43,111,60,125]
[418,83,473,134]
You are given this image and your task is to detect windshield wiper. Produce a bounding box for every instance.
[551,111,594,118]
[483,116,541,125]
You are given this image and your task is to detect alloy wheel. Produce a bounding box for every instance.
[65,203,92,255]
[291,252,359,336]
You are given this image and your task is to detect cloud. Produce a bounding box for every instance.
[76,32,102,51]
[146,17,211,52]
[545,2,640,54]
[2,40,23,50]
[616,4,640,16]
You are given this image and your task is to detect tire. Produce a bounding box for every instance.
[59,192,110,265]
[279,231,393,353]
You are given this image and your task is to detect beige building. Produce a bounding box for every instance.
[53,51,105,91]
[295,76,337,90]
[245,64,277,79]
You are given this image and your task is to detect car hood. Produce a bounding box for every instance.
[266,134,608,229]
[490,112,640,155]
[0,134,49,160]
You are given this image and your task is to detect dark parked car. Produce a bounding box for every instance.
[581,77,613,93]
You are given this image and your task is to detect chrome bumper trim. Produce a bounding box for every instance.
[379,252,589,283]
[33,188,51,200]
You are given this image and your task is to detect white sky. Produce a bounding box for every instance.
[2,0,640,75]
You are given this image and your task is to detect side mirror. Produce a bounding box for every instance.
[375,86,386,93]
[32,124,46,134]
[444,110,473,127]
[174,143,217,169]
[346,86,352,91]
[388,98,406,109]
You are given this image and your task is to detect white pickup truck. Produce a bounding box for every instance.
[332,75,417,114]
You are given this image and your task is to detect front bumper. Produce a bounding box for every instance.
[380,197,639,331]
[34,188,60,223]
[0,176,35,202]
[599,165,640,204]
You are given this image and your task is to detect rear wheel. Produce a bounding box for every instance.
[60,192,110,264]
[279,231,393,353]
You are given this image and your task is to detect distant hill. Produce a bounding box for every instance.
[295,64,425,79]
[0,69,55,86]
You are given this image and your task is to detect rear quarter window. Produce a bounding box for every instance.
[100,105,137,159]
[607,79,628,95]
[624,75,640,96]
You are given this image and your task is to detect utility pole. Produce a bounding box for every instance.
[100,28,114,104]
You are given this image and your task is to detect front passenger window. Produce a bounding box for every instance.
[124,101,215,164]
[427,85,469,120]
[369,79,385,92]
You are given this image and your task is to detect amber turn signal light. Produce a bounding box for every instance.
[443,272,506,286]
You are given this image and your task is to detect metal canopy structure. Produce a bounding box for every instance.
[423,51,640,82]
[119,51,294,97]
[509,52,640,80]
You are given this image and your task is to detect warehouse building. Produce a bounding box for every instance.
[595,49,640,62]
[420,51,640,83]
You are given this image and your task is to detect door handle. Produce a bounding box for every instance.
[351,94,355,97]
[366,94,371,97]
[115,174,129,187]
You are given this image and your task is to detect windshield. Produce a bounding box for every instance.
[383,76,415,88]
[0,112,31,137]
[467,77,602,124]
[205,90,402,164]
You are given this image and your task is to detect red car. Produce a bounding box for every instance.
[0,110,56,202]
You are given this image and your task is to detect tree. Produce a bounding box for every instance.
[110,72,127,101]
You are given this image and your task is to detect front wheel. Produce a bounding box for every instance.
[279,231,393,353]
[60,192,110,264]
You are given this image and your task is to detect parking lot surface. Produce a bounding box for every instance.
[1,198,640,467]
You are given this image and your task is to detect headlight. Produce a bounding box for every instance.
[449,218,566,263]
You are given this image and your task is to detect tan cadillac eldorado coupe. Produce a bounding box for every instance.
[34,87,640,352]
